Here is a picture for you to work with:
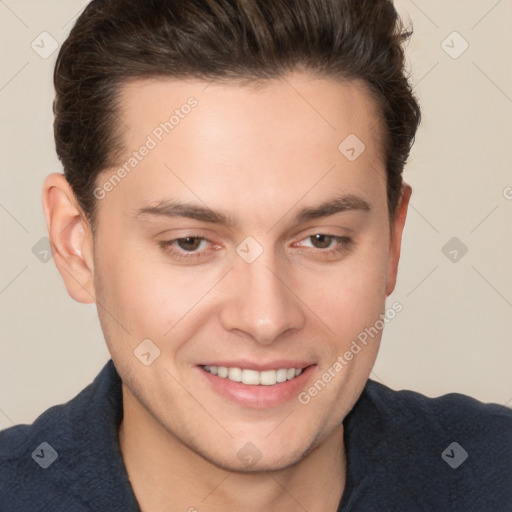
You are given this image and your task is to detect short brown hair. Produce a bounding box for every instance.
[53,0,420,227]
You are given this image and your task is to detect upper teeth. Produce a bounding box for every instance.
[203,366,303,386]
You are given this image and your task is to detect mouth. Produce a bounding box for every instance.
[197,363,316,408]
[201,365,304,386]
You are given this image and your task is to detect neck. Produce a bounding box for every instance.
[119,384,346,512]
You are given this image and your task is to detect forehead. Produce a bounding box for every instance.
[116,72,384,152]
[100,72,387,225]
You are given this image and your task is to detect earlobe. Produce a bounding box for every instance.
[385,183,412,297]
[42,173,96,304]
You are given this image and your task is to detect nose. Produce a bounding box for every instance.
[219,251,306,345]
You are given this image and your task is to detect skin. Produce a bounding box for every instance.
[42,71,411,512]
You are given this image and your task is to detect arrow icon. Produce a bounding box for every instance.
[338,134,365,161]
[441,31,468,59]
[442,441,468,468]
[442,237,467,263]
[32,442,58,468]
[236,236,263,263]
[31,32,59,60]
[134,339,161,366]
[236,442,262,465]
[32,236,53,262]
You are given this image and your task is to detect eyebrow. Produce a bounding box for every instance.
[133,194,371,228]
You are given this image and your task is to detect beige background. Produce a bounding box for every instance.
[1,0,511,429]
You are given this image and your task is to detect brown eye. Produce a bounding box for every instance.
[175,237,204,251]
[309,234,335,249]
[160,236,218,263]
[294,234,354,259]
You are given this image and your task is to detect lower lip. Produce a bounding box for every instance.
[197,365,316,409]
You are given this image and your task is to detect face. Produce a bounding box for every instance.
[55,71,410,472]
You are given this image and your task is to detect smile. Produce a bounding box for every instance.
[202,365,303,386]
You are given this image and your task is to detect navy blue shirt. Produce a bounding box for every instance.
[1,359,511,511]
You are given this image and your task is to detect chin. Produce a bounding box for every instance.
[205,448,307,474]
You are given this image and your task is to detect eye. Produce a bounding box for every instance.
[159,233,354,263]
[295,234,354,257]
[173,236,206,252]
[304,234,338,249]
[160,236,215,261]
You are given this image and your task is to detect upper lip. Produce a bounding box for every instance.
[199,360,314,371]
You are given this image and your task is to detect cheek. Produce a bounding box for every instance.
[94,238,223,342]
[299,240,389,342]
[93,236,169,335]
[94,221,389,351]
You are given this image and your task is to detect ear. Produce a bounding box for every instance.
[385,183,412,297]
[42,173,96,304]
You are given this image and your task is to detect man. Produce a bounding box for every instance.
[1,0,511,510]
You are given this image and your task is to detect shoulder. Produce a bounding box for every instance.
[0,360,129,511]
[363,378,512,422]
[0,387,92,510]
[362,379,512,443]
[345,379,512,510]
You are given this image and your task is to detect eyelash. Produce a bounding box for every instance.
[160,234,354,261]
